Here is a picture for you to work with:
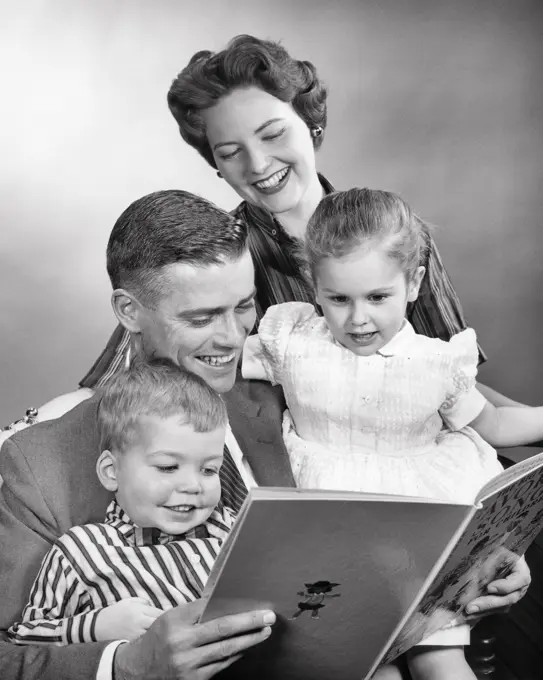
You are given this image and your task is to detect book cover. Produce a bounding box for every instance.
[201,490,470,680]
[201,453,543,679]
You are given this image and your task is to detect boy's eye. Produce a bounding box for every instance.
[202,467,219,476]
[328,295,349,304]
[155,465,178,473]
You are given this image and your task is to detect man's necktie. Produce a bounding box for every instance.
[219,443,248,514]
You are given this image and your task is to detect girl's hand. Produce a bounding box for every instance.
[95,597,163,641]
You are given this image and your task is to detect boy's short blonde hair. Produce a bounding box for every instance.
[97,358,227,454]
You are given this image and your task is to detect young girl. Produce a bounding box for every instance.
[242,188,543,680]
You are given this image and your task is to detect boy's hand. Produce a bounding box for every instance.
[95,597,162,641]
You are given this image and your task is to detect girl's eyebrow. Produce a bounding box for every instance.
[367,286,395,294]
[320,285,396,295]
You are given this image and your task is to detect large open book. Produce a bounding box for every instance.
[200,452,543,680]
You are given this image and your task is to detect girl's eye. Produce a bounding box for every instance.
[329,296,348,304]
[369,294,389,303]
[202,467,218,476]
[156,465,178,474]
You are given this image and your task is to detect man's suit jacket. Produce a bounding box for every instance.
[0,378,294,680]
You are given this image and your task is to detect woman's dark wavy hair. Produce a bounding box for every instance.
[167,34,328,168]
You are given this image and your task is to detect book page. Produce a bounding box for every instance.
[475,450,543,503]
[382,461,543,663]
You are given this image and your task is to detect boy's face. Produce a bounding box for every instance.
[112,415,225,535]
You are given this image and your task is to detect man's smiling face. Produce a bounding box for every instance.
[135,249,256,393]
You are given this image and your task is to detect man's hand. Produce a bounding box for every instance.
[95,598,162,641]
[464,555,531,622]
[114,600,276,680]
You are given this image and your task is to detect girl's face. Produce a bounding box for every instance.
[315,244,424,356]
[202,86,319,215]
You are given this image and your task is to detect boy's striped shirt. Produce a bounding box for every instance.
[8,501,234,645]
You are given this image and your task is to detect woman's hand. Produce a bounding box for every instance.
[464,555,531,621]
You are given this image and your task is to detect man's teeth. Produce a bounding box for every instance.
[255,167,289,189]
[199,353,235,366]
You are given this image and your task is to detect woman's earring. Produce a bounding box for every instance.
[217,171,223,179]
[311,126,323,139]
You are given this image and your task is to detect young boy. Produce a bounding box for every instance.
[9,359,235,645]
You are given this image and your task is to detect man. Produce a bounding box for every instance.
[0,191,530,680]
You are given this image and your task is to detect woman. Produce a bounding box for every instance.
[80,35,518,411]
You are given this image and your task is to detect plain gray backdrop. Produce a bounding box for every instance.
[1,0,542,443]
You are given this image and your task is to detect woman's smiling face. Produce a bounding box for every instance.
[202,86,319,215]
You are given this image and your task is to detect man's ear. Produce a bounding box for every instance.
[407,266,425,303]
[111,289,145,333]
[96,449,119,492]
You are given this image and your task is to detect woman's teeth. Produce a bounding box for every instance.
[255,167,289,189]
[198,353,235,366]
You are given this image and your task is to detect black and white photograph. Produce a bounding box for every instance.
[1,1,542,678]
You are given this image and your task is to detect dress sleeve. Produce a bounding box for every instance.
[242,302,315,386]
[439,329,487,431]
[408,233,487,365]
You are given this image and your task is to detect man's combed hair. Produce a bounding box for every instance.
[97,358,228,454]
[106,189,248,307]
[305,188,431,283]
[167,34,328,168]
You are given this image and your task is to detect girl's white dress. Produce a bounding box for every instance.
[243,302,503,505]
[243,302,504,647]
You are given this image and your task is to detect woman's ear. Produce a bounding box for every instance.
[111,289,145,333]
[407,266,426,302]
[96,449,119,492]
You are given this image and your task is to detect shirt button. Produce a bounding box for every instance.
[190,554,201,564]
[271,229,277,236]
